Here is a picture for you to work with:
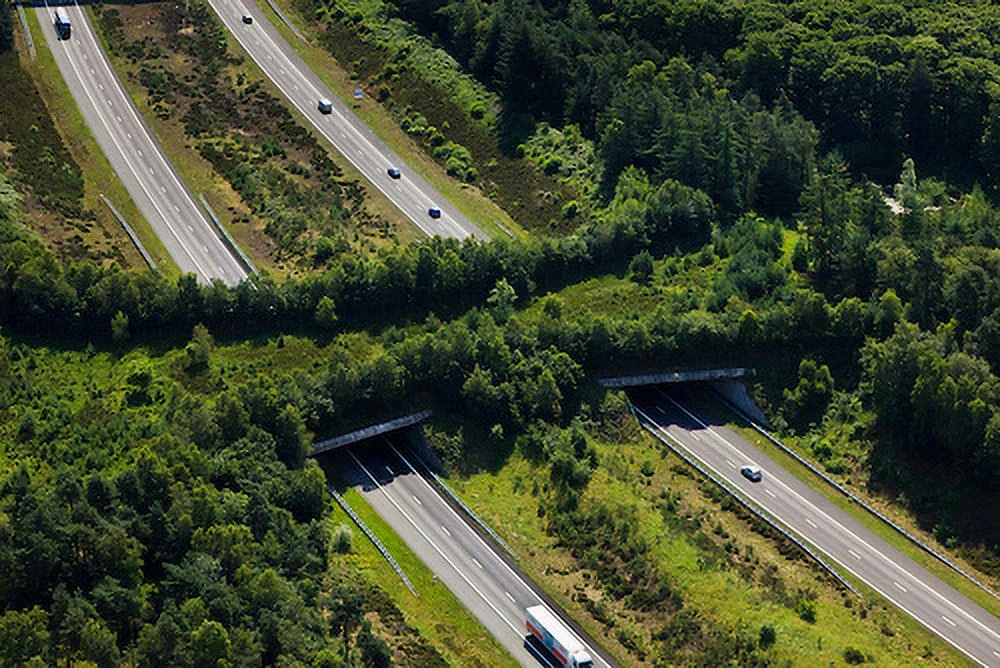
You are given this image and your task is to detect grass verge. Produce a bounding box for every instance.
[258,0,520,240]
[15,11,174,273]
[692,383,1000,619]
[442,413,967,666]
[334,485,517,666]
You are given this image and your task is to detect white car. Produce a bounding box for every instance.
[317,98,333,114]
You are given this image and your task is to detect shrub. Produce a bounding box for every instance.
[795,597,817,623]
[758,624,776,649]
[843,647,866,664]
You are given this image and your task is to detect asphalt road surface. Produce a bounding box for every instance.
[37,3,248,285]
[630,385,1000,667]
[328,439,615,668]
[207,0,488,241]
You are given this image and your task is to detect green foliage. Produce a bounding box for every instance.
[0,52,84,217]
[629,250,654,285]
[783,358,834,428]
[0,2,13,53]
[758,623,776,650]
[795,597,817,623]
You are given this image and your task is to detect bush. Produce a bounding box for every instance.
[758,624,776,649]
[843,647,866,664]
[332,523,353,553]
[795,597,817,623]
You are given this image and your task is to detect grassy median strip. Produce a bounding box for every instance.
[444,415,964,666]
[335,486,517,667]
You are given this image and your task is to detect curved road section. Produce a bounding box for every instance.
[329,439,615,667]
[208,0,488,241]
[630,385,1000,667]
[36,4,248,286]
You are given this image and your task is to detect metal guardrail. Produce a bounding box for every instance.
[197,194,257,275]
[633,404,861,598]
[263,0,307,42]
[404,445,520,561]
[16,3,36,59]
[711,388,1000,602]
[327,483,416,595]
[100,195,158,271]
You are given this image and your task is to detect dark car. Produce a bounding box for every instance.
[428,206,442,218]
[241,14,253,24]
[740,466,762,483]
[387,167,401,179]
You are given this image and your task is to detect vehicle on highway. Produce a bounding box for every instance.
[387,167,401,179]
[241,14,253,24]
[428,206,442,218]
[526,605,594,668]
[741,465,762,482]
[54,8,71,40]
[317,98,333,114]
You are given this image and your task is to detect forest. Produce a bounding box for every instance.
[1,0,1000,663]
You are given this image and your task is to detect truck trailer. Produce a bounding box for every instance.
[525,605,594,668]
[54,8,71,40]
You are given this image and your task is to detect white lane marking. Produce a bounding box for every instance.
[725,459,735,468]
[126,132,133,140]
[187,225,194,232]
[347,450,523,636]
[412,495,422,506]
[690,431,701,441]
[98,83,104,91]
[148,168,155,175]
[137,149,144,157]
[992,650,1000,658]
[764,489,777,499]
[51,2,245,283]
[214,6,456,240]
[387,442,612,668]
[105,98,112,106]
[942,615,957,628]
[805,518,817,529]
[652,394,1000,644]
[116,115,122,123]
[201,245,208,252]
[634,404,996,667]
[89,68,96,74]
[505,591,516,604]
[472,558,483,570]
[848,549,862,560]
[173,205,180,213]
[160,186,167,193]
[893,581,907,593]
[441,525,451,537]
[384,465,394,475]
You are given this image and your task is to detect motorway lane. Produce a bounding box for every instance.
[36,4,248,286]
[332,439,614,668]
[630,386,1000,667]
[207,0,488,242]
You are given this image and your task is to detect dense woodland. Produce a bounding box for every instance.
[1,0,1000,663]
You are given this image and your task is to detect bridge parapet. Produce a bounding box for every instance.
[311,410,432,456]
[599,368,748,388]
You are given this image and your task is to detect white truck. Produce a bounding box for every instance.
[525,605,594,668]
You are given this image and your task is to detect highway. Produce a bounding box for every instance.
[206,0,488,242]
[329,438,614,668]
[36,4,248,285]
[629,385,1000,667]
